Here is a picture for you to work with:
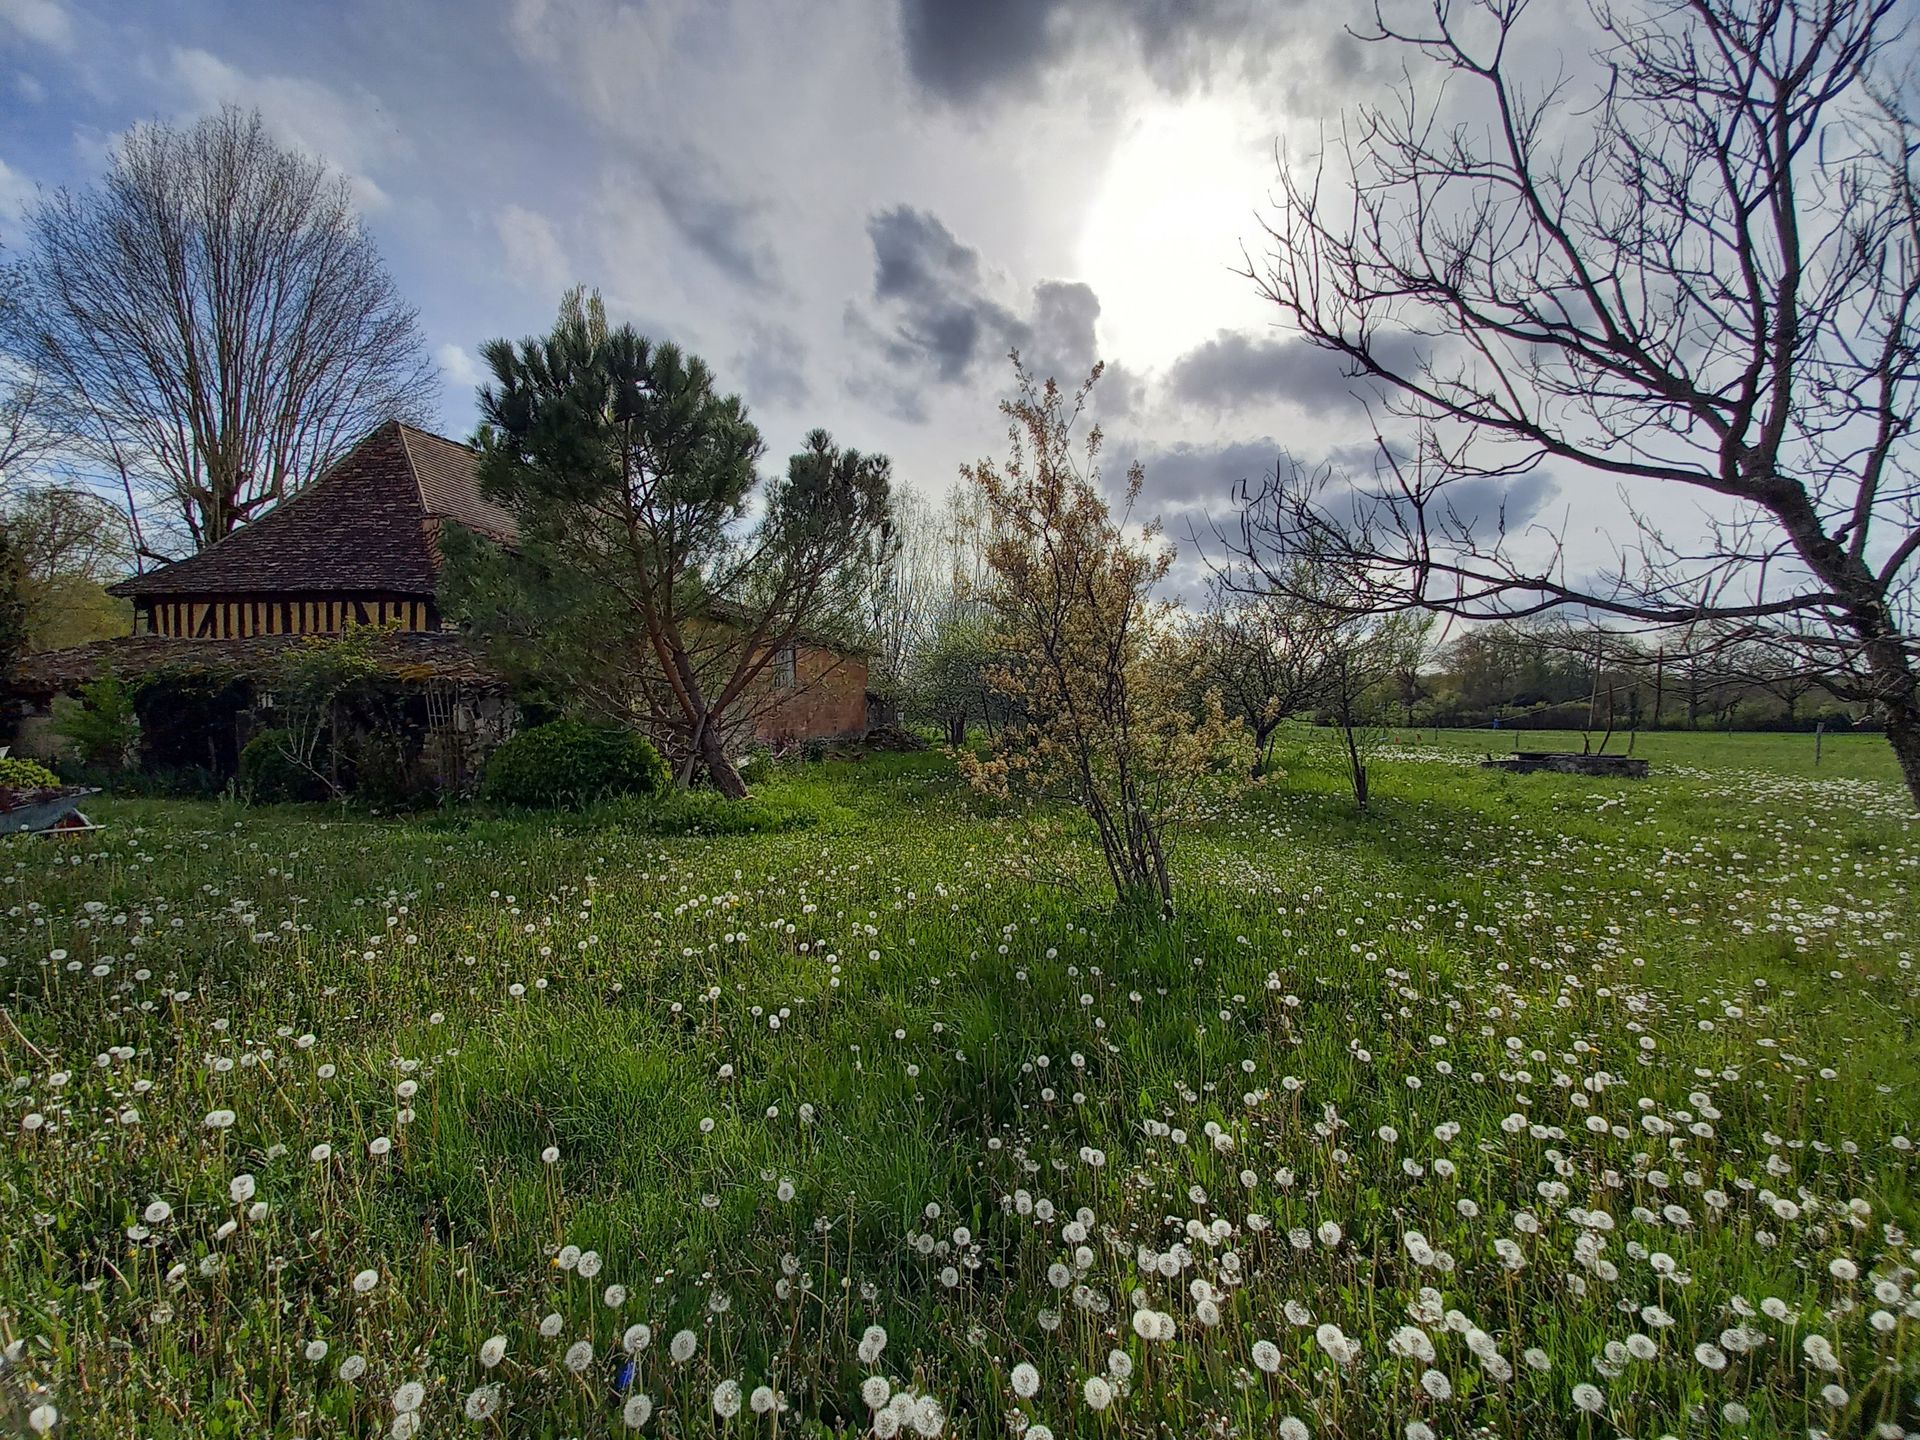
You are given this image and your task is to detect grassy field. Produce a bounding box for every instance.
[2,730,1916,1438]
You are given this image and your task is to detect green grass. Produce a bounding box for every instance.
[1,733,1916,1438]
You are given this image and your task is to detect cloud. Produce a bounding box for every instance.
[494,204,572,295]
[0,0,73,50]
[436,343,485,394]
[897,0,1336,105]
[1116,437,1285,515]
[168,47,401,211]
[733,322,810,411]
[0,154,35,242]
[1164,329,1432,415]
[644,156,781,292]
[859,205,1031,383]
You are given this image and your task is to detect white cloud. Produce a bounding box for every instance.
[493,204,572,295]
[0,154,35,242]
[0,0,73,50]
[167,47,400,211]
[436,343,484,393]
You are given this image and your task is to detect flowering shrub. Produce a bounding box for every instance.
[482,719,670,808]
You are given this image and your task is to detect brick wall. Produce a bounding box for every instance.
[752,645,869,744]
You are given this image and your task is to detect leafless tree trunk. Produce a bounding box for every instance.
[5,105,436,556]
[1235,0,1920,804]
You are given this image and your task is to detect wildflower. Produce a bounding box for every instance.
[28,1405,57,1436]
[1277,1419,1310,1440]
[1571,1383,1603,1413]
[622,1393,653,1429]
[464,1385,501,1421]
[1082,1376,1113,1410]
[339,1355,368,1383]
[305,1339,329,1362]
[538,1312,563,1338]
[352,1269,379,1294]
[1252,1340,1281,1373]
[622,1324,651,1354]
[712,1379,742,1418]
[392,1381,425,1413]
[1419,1369,1452,1400]
[480,1335,507,1368]
[143,1200,173,1225]
[229,1174,255,1203]
[863,1376,891,1409]
[1315,1323,1356,1366]
[564,1340,594,1373]
[750,1386,776,1414]
[1011,1363,1039,1398]
[859,1325,888,1364]
[670,1329,698,1363]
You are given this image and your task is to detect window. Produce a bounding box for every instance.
[775,646,798,689]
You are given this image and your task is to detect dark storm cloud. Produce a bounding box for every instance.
[1025,279,1100,385]
[1165,330,1432,415]
[898,0,1323,104]
[860,205,1032,383]
[1111,436,1559,539]
[1111,437,1283,516]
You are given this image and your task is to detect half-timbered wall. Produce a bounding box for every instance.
[137,595,438,639]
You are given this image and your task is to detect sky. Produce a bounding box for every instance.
[0,0,1613,601]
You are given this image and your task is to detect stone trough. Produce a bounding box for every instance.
[1481,751,1650,779]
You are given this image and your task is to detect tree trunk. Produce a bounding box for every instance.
[1251,721,1278,777]
[699,724,750,799]
[1868,655,1920,808]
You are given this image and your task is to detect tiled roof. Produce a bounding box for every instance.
[110,422,516,599]
[13,631,505,694]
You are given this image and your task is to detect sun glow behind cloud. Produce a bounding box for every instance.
[1075,97,1281,370]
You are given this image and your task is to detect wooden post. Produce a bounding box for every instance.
[1815,719,1824,768]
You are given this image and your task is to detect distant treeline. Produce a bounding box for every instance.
[1404,622,1867,734]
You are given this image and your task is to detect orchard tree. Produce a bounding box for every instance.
[444,289,893,797]
[8,106,435,555]
[961,357,1240,914]
[1237,0,1920,805]
[1197,570,1343,776]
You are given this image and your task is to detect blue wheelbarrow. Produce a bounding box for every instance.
[1,786,102,835]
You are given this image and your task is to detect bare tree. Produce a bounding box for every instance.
[0,264,69,490]
[6,106,436,556]
[1236,0,1920,804]
[1197,571,1342,775]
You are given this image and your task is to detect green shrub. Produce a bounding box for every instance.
[239,729,328,804]
[481,720,669,809]
[51,675,140,769]
[0,757,60,789]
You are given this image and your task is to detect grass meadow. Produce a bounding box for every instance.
[2,728,1916,1438]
